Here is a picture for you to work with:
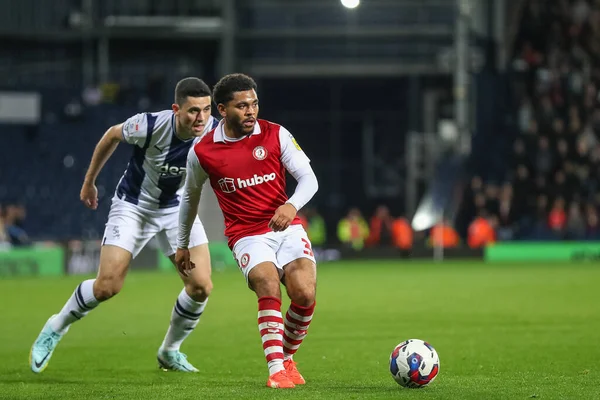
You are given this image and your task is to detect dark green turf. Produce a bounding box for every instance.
[1,260,599,399]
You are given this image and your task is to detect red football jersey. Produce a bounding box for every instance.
[193,119,310,248]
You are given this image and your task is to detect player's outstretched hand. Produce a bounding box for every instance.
[175,248,196,277]
[80,181,99,210]
[269,203,297,232]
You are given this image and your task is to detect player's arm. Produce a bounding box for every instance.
[80,113,148,210]
[80,123,125,209]
[175,147,209,276]
[269,127,319,232]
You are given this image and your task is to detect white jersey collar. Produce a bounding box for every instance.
[213,119,261,143]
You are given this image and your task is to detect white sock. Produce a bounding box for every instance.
[50,279,99,334]
[160,289,207,352]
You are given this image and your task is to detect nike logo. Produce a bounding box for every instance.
[154,145,165,152]
[35,353,50,369]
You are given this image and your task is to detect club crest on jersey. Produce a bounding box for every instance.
[253,146,267,160]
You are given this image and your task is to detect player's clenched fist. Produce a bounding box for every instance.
[80,181,99,210]
[175,248,196,277]
[269,203,297,232]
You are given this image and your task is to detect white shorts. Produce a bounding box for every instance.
[102,198,208,258]
[232,225,316,282]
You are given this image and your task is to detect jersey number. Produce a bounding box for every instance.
[301,238,314,257]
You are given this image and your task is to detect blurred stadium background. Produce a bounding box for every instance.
[1,1,600,398]
[1,0,599,268]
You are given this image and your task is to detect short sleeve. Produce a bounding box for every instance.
[279,126,311,174]
[122,113,149,147]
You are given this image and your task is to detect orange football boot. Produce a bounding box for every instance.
[283,359,306,385]
[266,370,295,389]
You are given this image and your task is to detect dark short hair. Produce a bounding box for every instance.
[174,77,211,105]
[213,73,257,106]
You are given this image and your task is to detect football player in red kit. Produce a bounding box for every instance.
[176,74,319,389]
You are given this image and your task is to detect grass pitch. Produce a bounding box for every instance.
[1,260,599,399]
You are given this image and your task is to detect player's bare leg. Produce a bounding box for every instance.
[30,245,131,373]
[93,245,133,300]
[281,257,317,385]
[248,262,295,389]
[183,243,213,301]
[158,243,212,372]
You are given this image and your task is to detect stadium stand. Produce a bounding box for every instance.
[460,0,600,243]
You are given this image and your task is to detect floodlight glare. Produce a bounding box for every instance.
[341,0,360,9]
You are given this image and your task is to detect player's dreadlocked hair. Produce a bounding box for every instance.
[174,77,211,106]
[213,73,257,106]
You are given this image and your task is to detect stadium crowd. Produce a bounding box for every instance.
[267,0,600,251]
[5,1,600,251]
[326,1,600,251]
[0,204,30,248]
[459,0,600,246]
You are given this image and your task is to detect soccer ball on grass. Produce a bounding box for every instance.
[389,339,440,388]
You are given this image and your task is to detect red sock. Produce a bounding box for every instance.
[283,301,315,359]
[258,296,285,375]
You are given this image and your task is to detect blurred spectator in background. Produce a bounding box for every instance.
[548,197,567,236]
[512,139,530,171]
[391,216,413,250]
[4,204,31,247]
[366,205,394,247]
[337,208,369,250]
[429,218,460,248]
[468,212,496,248]
[496,183,518,240]
[468,0,600,242]
[585,204,600,239]
[566,201,586,239]
[0,205,11,250]
[62,97,83,122]
[458,176,485,233]
[530,194,552,239]
[535,136,554,177]
[305,208,326,248]
[82,85,102,106]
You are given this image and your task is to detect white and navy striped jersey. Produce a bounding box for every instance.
[114,110,219,211]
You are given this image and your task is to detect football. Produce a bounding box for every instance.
[389,339,440,388]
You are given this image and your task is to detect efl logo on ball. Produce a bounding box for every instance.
[389,339,440,388]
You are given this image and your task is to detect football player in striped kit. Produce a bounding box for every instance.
[30,78,218,374]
